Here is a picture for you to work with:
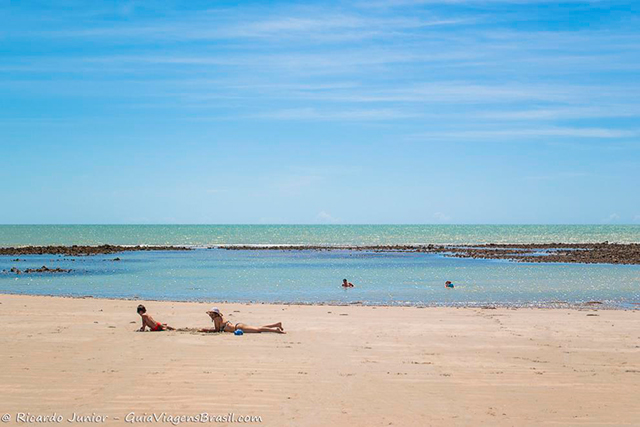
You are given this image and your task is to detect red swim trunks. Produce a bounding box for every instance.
[152,323,163,331]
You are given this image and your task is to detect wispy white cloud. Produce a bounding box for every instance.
[476,106,640,120]
[293,82,577,103]
[603,213,621,223]
[524,171,590,181]
[432,212,451,223]
[75,49,482,74]
[361,0,608,7]
[412,127,638,141]
[19,13,468,42]
[316,211,341,224]
[253,107,419,121]
[227,15,469,40]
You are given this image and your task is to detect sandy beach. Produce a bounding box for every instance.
[1,294,638,426]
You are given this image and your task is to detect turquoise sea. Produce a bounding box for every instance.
[1,225,639,307]
[1,224,640,246]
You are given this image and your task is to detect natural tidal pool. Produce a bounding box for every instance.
[1,249,639,307]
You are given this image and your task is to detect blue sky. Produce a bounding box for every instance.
[1,0,639,224]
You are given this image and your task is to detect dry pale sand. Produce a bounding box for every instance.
[1,294,639,427]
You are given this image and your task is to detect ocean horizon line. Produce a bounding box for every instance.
[2,223,640,226]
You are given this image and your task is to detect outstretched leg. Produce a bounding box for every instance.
[262,322,283,331]
[237,323,285,334]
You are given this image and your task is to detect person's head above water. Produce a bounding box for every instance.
[137,304,146,314]
[343,279,348,283]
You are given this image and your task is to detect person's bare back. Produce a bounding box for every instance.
[137,304,174,331]
[199,307,285,334]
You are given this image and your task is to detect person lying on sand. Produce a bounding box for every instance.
[136,304,175,331]
[199,307,285,334]
[342,279,354,288]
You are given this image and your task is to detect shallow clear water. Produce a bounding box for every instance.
[2,249,639,307]
[1,224,640,246]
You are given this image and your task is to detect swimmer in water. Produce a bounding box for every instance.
[342,279,354,288]
[445,281,454,288]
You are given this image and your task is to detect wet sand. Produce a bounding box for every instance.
[0,294,638,426]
